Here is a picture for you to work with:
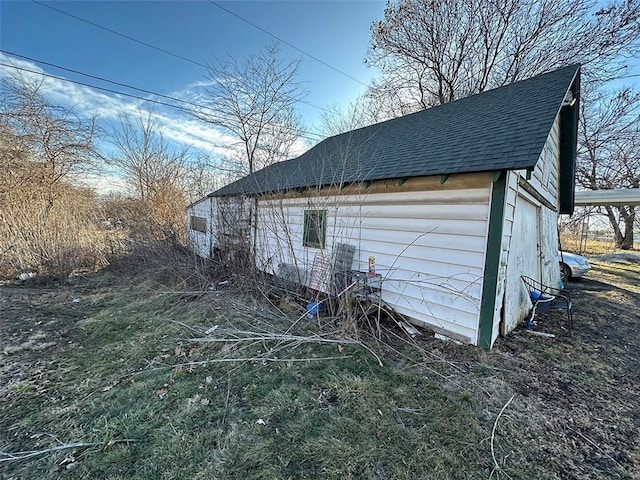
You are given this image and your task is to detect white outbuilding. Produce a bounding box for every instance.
[188,65,581,348]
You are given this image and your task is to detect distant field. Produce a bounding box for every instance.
[560,234,639,256]
[1,255,638,479]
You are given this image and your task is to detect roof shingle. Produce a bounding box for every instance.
[211,64,580,197]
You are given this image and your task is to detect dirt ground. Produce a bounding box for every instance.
[1,254,638,479]
[488,255,640,478]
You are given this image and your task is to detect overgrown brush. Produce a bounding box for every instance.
[0,182,115,280]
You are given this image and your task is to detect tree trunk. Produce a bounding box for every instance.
[620,207,635,250]
[605,206,635,250]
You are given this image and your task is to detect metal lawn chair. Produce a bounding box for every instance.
[521,275,573,333]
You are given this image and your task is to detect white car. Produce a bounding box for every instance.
[558,251,591,281]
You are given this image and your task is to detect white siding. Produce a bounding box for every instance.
[526,115,561,208]
[187,197,212,258]
[255,185,492,345]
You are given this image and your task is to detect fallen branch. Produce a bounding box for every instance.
[490,394,515,475]
[166,319,205,334]
[128,355,354,375]
[177,324,382,366]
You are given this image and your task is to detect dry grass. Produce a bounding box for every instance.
[560,234,638,256]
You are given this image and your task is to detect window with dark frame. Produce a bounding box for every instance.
[190,215,207,233]
[303,210,326,248]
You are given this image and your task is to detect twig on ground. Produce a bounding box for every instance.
[222,378,232,425]
[567,426,626,471]
[182,333,359,345]
[178,324,382,366]
[166,319,205,334]
[353,338,384,367]
[254,282,292,319]
[153,290,210,295]
[490,394,515,477]
[173,356,353,365]
[129,355,354,375]
[0,439,136,463]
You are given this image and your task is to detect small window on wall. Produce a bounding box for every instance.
[303,210,326,248]
[190,215,207,233]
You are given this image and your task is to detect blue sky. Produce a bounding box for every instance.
[1,1,384,135]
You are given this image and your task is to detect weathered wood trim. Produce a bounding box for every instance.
[259,172,493,200]
[518,176,557,211]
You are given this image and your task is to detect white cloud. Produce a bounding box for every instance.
[0,53,235,156]
[73,173,130,196]
[145,111,238,155]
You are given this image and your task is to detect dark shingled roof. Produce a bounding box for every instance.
[211,64,580,197]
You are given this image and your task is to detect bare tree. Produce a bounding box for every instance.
[109,109,192,241]
[366,0,640,110]
[319,94,390,137]
[0,74,97,208]
[182,153,221,201]
[577,85,640,249]
[194,43,306,177]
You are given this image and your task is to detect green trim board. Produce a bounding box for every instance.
[559,66,580,215]
[478,171,507,349]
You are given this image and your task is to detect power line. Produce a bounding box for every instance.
[1,50,209,112]
[0,63,185,110]
[30,0,328,112]
[32,0,208,68]
[0,61,325,143]
[208,1,369,88]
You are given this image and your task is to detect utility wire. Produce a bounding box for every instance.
[0,63,184,110]
[2,50,210,112]
[30,0,329,112]
[208,1,369,87]
[2,50,324,133]
[32,0,208,68]
[0,61,325,143]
